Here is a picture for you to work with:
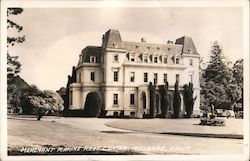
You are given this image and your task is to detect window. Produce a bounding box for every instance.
[114,71,118,82]
[189,74,193,83]
[90,72,95,82]
[154,56,158,63]
[189,59,193,66]
[113,94,118,105]
[79,72,81,83]
[69,91,72,105]
[154,73,158,84]
[164,74,168,83]
[130,94,135,105]
[90,56,96,63]
[163,56,168,64]
[143,55,148,63]
[144,73,148,82]
[130,72,135,82]
[176,58,180,64]
[130,54,135,62]
[114,54,118,62]
[176,74,180,83]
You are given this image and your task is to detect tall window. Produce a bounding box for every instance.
[69,91,72,105]
[113,94,118,105]
[79,72,81,83]
[114,71,118,82]
[144,73,148,82]
[130,72,135,82]
[130,94,135,105]
[130,54,135,62]
[90,72,95,82]
[163,74,168,83]
[143,55,148,63]
[154,56,158,63]
[154,73,158,84]
[189,59,193,66]
[114,54,118,62]
[163,56,168,64]
[176,74,180,83]
[90,56,96,63]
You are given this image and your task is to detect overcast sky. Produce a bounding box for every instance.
[8,7,243,91]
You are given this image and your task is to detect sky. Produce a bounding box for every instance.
[8,7,243,91]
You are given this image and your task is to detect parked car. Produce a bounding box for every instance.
[215,109,223,117]
[193,110,205,118]
[235,111,243,119]
[222,110,235,118]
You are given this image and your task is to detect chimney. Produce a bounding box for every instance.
[141,37,147,42]
[167,40,173,44]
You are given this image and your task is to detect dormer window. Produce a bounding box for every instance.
[130,54,135,62]
[189,59,193,66]
[154,56,158,63]
[163,56,168,64]
[176,57,180,64]
[143,55,148,63]
[90,56,96,63]
[114,54,118,62]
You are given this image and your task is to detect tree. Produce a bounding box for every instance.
[203,41,232,85]
[183,83,197,117]
[7,8,25,78]
[7,8,25,47]
[228,59,243,111]
[159,82,169,118]
[20,85,41,114]
[28,90,64,120]
[201,41,233,109]
[149,82,156,118]
[7,8,26,112]
[83,92,101,117]
[173,82,181,118]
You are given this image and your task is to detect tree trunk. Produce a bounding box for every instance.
[37,111,44,121]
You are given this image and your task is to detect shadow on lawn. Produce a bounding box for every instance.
[7,117,39,122]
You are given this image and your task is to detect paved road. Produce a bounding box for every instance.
[8,116,244,155]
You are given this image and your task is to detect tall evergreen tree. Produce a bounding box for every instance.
[7,8,26,113]
[173,82,181,118]
[201,41,233,109]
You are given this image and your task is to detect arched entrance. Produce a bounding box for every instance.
[83,92,101,117]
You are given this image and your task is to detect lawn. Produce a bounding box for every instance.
[7,115,244,155]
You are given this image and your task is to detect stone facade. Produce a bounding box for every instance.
[69,29,200,118]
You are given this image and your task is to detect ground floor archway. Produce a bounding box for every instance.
[83,92,101,117]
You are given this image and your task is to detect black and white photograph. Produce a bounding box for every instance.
[0,0,249,161]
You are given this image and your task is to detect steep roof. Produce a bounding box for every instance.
[102,29,123,49]
[122,41,183,55]
[79,30,199,64]
[81,46,102,63]
[175,36,198,55]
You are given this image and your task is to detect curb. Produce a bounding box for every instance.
[105,124,243,139]
[159,132,243,139]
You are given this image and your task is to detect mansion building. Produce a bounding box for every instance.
[69,29,200,118]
